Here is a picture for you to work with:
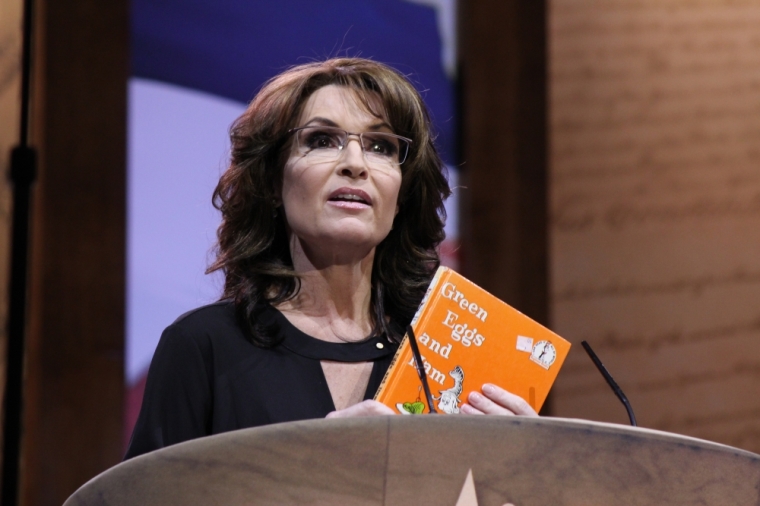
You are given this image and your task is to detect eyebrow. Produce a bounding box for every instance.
[302,116,393,132]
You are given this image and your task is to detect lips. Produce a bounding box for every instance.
[327,187,372,206]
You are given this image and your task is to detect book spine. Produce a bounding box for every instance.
[373,335,407,402]
[410,267,448,326]
[374,267,449,402]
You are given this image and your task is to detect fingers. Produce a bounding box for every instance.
[460,402,485,415]
[326,400,396,419]
[464,390,512,415]
[483,383,538,416]
[325,386,537,419]
[462,384,538,417]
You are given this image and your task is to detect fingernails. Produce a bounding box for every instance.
[461,404,475,414]
[483,384,497,394]
[470,391,483,402]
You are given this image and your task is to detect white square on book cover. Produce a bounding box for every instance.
[516,335,534,352]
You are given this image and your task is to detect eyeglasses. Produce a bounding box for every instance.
[288,126,412,167]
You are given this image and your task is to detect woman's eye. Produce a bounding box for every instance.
[304,130,341,150]
[366,137,398,157]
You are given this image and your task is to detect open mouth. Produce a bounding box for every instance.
[328,188,372,206]
[329,193,370,205]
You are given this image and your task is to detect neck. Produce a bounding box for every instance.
[276,236,376,342]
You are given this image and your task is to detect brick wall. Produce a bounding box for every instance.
[550,0,760,452]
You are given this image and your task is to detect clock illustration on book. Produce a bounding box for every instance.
[530,340,557,369]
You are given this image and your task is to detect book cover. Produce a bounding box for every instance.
[375,267,571,414]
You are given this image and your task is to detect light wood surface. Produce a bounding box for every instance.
[65,416,760,506]
[549,0,760,451]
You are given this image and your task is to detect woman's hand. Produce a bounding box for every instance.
[326,400,396,419]
[460,383,538,416]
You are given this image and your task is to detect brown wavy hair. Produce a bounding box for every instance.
[208,58,451,347]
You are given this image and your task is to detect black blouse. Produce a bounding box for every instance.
[124,301,398,459]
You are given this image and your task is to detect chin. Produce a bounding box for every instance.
[293,220,393,259]
[328,220,390,242]
[323,227,389,252]
[328,231,382,249]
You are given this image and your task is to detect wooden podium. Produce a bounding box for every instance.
[64,416,760,505]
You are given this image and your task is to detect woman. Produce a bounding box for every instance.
[125,58,535,459]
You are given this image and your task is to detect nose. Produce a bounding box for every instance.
[337,136,368,179]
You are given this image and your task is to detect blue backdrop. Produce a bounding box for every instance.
[131,0,457,163]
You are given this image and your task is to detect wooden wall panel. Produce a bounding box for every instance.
[18,0,128,504]
[550,0,760,452]
[0,0,23,484]
[459,1,548,326]
[0,0,23,405]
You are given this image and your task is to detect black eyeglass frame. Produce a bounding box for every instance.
[287,126,413,166]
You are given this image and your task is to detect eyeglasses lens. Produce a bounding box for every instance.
[295,126,409,166]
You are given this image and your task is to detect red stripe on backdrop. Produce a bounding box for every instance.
[439,239,460,270]
[123,374,148,452]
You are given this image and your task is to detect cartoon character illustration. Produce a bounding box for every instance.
[397,387,427,415]
[434,365,464,414]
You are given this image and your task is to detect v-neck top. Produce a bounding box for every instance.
[124,301,398,460]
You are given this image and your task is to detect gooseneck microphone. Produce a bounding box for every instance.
[581,340,638,426]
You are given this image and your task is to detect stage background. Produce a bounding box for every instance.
[1,1,760,504]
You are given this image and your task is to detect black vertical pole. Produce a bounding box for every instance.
[2,0,37,503]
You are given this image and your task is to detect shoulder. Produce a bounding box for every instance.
[158,300,287,357]
[158,301,247,355]
[171,300,238,331]
[148,300,267,385]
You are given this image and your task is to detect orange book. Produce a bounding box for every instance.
[375,267,570,414]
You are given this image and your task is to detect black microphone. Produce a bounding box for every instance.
[406,325,438,414]
[581,340,637,426]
